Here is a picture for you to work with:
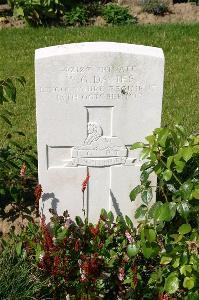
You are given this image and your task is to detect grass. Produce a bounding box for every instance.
[0,24,198,147]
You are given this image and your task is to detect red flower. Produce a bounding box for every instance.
[133,273,138,287]
[40,215,54,251]
[90,225,99,237]
[131,264,138,287]
[75,239,80,252]
[52,255,60,276]
[34,184,42,208]
[131,264,137,273]
[20,162,26,177]
[158,294,170,300]
[118,267,125,281]
[79,254,101,282]
[98,242,104,249]
[82,175,90,192]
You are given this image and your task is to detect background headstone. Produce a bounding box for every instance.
[35,42,164,222]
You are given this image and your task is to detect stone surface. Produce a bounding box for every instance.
[35,42,164,223]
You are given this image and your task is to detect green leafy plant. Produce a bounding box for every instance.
[130,125,199,222]
[63,5,88,26]
[130,125,199,298]
[102,3,137,25]
[142,0,169,15]
[0,77,37,220]
[11,0,73,26]
[10,0,103,26]
[11,209,140,299]
[1,125,199,299]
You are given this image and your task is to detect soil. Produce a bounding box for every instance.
[0,2,198,29]
[0,204,39,240]
[133,3,199,24]
[0,16,25,29]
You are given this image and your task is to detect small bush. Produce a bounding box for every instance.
[0,77,37,220]
[102,3,137,25]
[63,5,88,26]
[142,0,169,15]
[10,0,103,26]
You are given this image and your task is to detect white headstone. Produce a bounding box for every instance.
[35,42,164,222]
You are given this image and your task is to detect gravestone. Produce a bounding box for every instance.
[35,42,164,222]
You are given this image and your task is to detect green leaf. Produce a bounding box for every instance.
[158,128,169,147]
[16,241,22,256]
[127,244,139,257]
[171,234,183,243]
[172,257,180,268]
[178,224,192,235]
[163,169,172,181]
[0,86,6,104]
[0,115,12,126]
[167,156,173,169]
[145,135,155,144]
[100,208,108,220]
[180,182,193,200]
[180,265,192,276]
[57,228,67,241]
[75,216,84,226]
[129,185,143,201]
[183,277,195,290]
[35,244,43,262]
[134,204,147,219]
[131,142,144,150]
[142,245,153,258]
[3,79,16,102]
[193,145,199,154]
[16,76,26,86]
[160,256,172,265]
[145,228,156,242]
[164,273,179,294]
[108,211,114,223]
[167,184,177,193]
[175,124,185,137]
[192,189,199,199]
[175,160,185,173]
[182,147,193,162]
[140,148,150,160]
[141,188,153,204]
[14,130,26,136]
[140,161,151,171]
[154,163,163,175]
[1,108,14,116]
[125,215,134,229]
[177,201,190,219]
[140,167,153,182]
[157,203,172,222]
[148,201,162,219]
[188,293,199,300]
[150,151,157,162]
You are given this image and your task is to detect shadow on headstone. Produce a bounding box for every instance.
[41,192,59,216]
[110,190,123,217]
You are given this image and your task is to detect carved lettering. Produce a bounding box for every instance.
[38,64,155,103]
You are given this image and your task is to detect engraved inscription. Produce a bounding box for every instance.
[38,64,157,103]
